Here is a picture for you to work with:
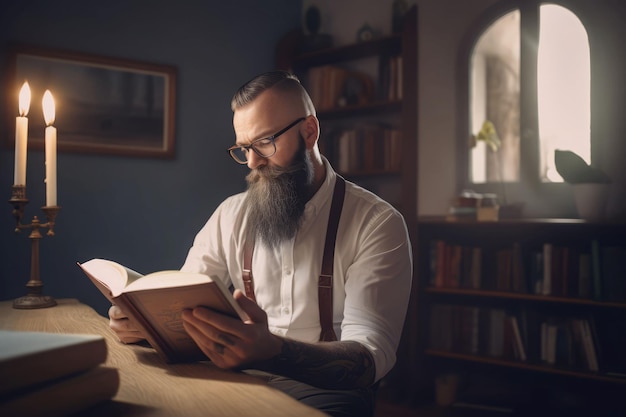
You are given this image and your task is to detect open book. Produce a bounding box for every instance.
[78,258,249,363]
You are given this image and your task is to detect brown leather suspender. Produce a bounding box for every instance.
[317,176,345,341]
[242,241,256,303]
[242,176,346,342]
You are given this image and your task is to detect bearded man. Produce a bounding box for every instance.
[108,71,412,417]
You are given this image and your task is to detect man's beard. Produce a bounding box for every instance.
[244,138,314,249]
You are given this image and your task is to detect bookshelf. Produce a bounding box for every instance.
[275,5,417,220]
[415,216,626,414]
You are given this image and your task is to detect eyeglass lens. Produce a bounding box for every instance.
[231,139,275,163]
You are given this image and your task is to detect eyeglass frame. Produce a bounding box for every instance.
[227,117,306,164]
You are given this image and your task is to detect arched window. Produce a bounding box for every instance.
[463,2,590,186]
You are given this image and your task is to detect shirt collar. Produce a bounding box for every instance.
[304,156,337,220]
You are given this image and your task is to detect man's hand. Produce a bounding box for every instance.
[182,290,375,389]
[108,304,146,344]
[181,289,283,369]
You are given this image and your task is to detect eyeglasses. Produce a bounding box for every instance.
[227,117,306,164]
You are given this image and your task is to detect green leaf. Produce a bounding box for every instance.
[554,150,611,183]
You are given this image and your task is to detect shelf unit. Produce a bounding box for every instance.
[275,5,420,404]
[275,6,417,222]
[414,216,626,414]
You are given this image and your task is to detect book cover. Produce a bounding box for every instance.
[0,330,107,396]
[580,318,599,371]
[470,247,483,290]
[601,246,626,302]
[528,250,544,294]
[590,239,602,300]
[0,366,119,417]
[78,258,249,363]
[542,243,553,296]
[509,315,527,361]
[448,245,463,288]
[434,240,447,288]
[496,249,513,292]
[511,242,527,293]
[577,252,591,298]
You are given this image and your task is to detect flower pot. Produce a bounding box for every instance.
[573,183,610,222]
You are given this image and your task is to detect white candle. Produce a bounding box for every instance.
[43,90,57,207]
[14,82,31,186]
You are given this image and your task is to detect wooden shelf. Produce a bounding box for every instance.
[424,287,626,309]
[425,349,626,384]
[291,35,402,69]
[317,100,402,119]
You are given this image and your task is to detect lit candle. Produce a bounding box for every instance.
[43,90,57,207]
[14,82,31,186]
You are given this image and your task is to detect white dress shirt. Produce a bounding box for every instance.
[181,158,413,382]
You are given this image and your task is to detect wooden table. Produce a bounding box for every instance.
[0,299,327,417]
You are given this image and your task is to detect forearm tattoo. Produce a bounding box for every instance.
[261,339,376,390]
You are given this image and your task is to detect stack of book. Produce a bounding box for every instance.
[0,330,119,417]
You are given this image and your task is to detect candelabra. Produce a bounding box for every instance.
[9,185,60,309]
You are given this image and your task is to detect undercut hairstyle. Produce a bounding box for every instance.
[231,70,315,114]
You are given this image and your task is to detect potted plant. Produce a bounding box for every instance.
[555,149,611,221]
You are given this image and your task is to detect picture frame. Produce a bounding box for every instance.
[6,45,177,158]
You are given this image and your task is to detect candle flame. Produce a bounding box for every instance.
[42,90,55,126]
[18,82,31,117]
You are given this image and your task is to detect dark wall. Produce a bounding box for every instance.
[0,0,301,316]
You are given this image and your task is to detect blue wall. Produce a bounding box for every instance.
[0,0,301,316]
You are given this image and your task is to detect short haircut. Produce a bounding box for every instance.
[231,71,311,112]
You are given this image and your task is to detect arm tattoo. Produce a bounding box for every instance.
[259,339,376,390]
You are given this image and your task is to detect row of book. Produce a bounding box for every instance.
[324,125,402,173]
[428,239,626,302]
[305,55,403,112]
[429,304,523,361]
[305,65,375,111]
[428,305,602,372]
[540,317,599,371]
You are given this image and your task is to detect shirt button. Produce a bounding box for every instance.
[283,307,290,314]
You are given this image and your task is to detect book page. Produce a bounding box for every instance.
[79,259,134,297]
[124,270,212,292]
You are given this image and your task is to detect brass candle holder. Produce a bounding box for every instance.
[9,185,60,309]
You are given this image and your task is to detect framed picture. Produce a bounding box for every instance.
[7,45,177,158]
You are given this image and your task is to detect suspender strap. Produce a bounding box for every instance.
[242,239,256,303]
[242,176,346,342]
[318,176,345,342]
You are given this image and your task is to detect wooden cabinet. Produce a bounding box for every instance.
[415,217,626,414]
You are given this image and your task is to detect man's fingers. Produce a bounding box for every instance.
[233,289,267,324]
[108,304,127,320]
[109,304,145,343]
[218,333,236,346]
[117,333,145,344]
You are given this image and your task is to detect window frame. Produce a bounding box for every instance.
[456,0,597,217]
